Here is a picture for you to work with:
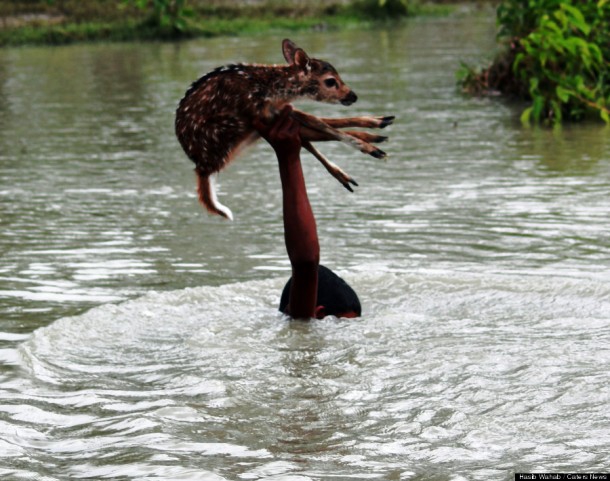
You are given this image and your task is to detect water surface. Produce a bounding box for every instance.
[1,13,609,481]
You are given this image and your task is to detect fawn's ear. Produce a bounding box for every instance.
[293,48,311,71]
[282,39,299,63]
[282,39,311,71]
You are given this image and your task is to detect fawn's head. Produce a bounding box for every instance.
[282,39,358,106]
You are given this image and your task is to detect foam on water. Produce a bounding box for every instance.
[2,269,608,480]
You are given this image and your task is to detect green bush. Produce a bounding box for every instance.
[349,0,411,19]
[459,0,610,125]
[123,0,193,32]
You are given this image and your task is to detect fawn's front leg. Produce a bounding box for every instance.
[319,115,395,130]
[305,115,395,144]
[302,141,358,192]
[291,109,388,159]
[300,127,390,145]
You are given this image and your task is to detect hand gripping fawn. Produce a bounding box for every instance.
[175,39,394,220]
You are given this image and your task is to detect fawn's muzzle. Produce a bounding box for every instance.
[341,91,358,106]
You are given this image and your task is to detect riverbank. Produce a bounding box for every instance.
[0,0,471,47]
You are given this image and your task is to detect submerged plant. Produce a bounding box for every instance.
[459,0,610,125]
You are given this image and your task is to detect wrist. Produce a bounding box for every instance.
[275,148,301,164]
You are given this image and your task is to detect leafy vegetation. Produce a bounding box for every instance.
[459,0,610,125]
[348,0,411,19]
[122,0,193,32]
[0,0,439,47]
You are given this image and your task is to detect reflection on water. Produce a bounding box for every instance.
[515,125,608,173]
[1,11,610,481]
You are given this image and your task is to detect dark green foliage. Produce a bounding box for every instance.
[348,0,412,19]
[122,0,193,32]
[459,0,610,125]
[0,0,454,47]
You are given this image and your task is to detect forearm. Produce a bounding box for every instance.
[279,154,320,265]
[278,153,319,318]
[255,105,319,318]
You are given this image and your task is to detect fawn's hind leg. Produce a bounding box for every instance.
[291,110,388,159]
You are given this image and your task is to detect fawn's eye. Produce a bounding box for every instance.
[324,78,338,88]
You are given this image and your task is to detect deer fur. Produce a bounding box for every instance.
[175,39,394,220]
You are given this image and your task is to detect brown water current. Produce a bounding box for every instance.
[0,13,609,481]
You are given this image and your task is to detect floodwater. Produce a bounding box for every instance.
[1,12,609,481]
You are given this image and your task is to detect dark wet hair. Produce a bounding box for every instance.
[279,265,361,317]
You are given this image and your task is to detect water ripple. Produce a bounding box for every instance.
[1,16,610,481]
[0,270,606,478]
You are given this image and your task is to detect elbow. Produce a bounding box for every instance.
[288,234,320,270]
[289,238,320,274]
[291,256,319,272]
[286,228,319,267]
[290,258,319,288]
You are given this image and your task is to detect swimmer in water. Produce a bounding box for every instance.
[254,106,361,320]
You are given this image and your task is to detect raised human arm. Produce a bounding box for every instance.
[254,106,319,319]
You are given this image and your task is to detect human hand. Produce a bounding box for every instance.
[253,105,301,159]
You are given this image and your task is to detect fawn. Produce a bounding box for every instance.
[175,38,394,220]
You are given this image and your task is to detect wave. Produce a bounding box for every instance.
[18,268,610,386]
[5,268,609,479]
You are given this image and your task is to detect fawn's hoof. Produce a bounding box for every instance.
[371,148,387,159]
[341,177,359,192]
[372,135,388,143]
[380,116,395,128]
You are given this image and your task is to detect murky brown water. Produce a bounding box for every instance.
[1,13,609,481]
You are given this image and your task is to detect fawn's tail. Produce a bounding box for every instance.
[196,171,234,221]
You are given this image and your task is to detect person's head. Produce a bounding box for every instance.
[279,265,361,319]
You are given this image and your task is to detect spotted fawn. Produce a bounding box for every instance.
[175,39,394,220]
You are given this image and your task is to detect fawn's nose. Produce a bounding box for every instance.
[341,91,358,106]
